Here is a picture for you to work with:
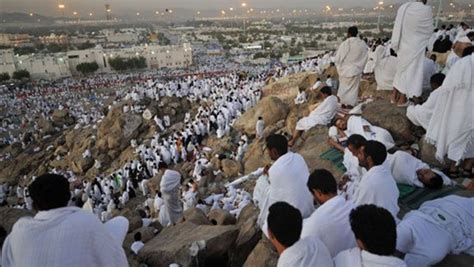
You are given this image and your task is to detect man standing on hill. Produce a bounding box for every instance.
[335,26,368,108]
[391,0,433,106]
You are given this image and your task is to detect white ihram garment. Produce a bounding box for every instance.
[335,37,368,106]
[391,2,433,97]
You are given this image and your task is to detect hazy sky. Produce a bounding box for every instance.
[1,0,405,16]
[1,0,470,17]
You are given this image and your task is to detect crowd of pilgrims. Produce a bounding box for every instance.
[0,7,473,267]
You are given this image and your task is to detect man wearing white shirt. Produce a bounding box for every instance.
[353,141,400,219]
[267,202,333,267]
[301,169,356,257]
[1,174,128,267]
[334,205,407,267]
[335,26,368,107]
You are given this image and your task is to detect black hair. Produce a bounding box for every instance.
[430,73,445,87]
[134,231,142,241]
[28,173,71,211]
[266,134,288,156]
[349,204,396,256]
[426,172,443,189]
[462,46,473,58]
[320,86,332,96]
[158,162,168,169]
[348,26,358,37]
[363,141,387,166]
[347,134,367,149]
[267,202,302,248]
[307,169,337,195]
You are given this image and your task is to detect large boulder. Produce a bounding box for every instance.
[234,97,289,136]
[242,140,271,174]
[262,72,317,100]
[243,236,278,267]
[51,109,75,127]
[293,126,345,179]
[138,222,238,267]
[362,100,415,145]
[228,204,262,267]
[183,207,212,225]
[221,159,241,178]
[208,209,236,225]
[123,226,157,255]
[97,106,143,152]
[118,209,143,233]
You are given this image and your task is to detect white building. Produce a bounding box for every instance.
[0,43,193,80]
[0,49,16,76]
[16,54,70,80]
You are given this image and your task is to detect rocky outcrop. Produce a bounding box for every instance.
[51,109,75,127]
[243,237,278,267]
[183,207,212,225]
[234,97,289,136]
[292,126,345,178]
[208,209,236,225]
[362,100,415,144]
[262,72,317,101]
[138,222,238,267]
[228,204,262,267]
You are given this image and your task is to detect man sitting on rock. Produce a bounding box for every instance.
[267,202,333,267]
[1,173,128,267]
[334,204,407,267]
[352,141,400,219]
[396,195,474,267]
[301,169,356,257]
[258,134,314,232]
[289,86,339,147]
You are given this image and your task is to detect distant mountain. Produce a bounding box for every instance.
[0,12,56,24]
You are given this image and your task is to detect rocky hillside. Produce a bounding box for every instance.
[0,71,471,267]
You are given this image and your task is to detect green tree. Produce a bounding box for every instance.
[13,46,36,55]
[12,69,30,80]
[46,43,67,53]
[77,41,95,50]
[108,56,147,71]
[108,57,127,71]
[76,62,99,75]
[0,72,10,82]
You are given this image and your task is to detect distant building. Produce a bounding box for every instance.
[38,34,69,45]
[0,43,193,80]
[15,54,70,80]
[0,33,33,47]
[0,49,16,76]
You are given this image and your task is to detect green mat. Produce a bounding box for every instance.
[320,148,347,173]
[397,183,464,210]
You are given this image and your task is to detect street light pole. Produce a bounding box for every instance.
[241,3,247,35]
[435,0,443,28]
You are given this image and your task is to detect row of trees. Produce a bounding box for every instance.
[108,56,147,71]
[76,62,99,75]
[0,70,31,82]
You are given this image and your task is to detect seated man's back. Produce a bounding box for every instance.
[1,173,128,267]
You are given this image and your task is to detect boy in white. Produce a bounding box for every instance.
[334,204,407,267]
[302,169,356,257]
[267,202,333,267]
